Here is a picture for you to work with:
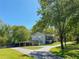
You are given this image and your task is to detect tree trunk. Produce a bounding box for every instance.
[62,32,67,47]
[60,33,64,50]
[64,37,66,47]
[76,35,79,44]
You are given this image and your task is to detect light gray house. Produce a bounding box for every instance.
[32,32,54,45]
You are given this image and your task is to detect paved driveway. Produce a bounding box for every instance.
[11,42,73,59]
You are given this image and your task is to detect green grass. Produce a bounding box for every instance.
[42,42,60,46]
[50,43,79,59]
[0,48,34,59]
[45,41,74,46]
[24,46,42,50]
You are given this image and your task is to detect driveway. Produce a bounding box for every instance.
[11,42,73,59]
[11,47,64,59]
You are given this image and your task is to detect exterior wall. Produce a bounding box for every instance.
[32,32,46,45]
[32,32,54,45]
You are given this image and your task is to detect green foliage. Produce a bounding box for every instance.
[32,20,46,33]
[0,21,9,46]
[37,0,79,49]
[10,26,31,43]
[0,20,31,46]
[43,27,56,34]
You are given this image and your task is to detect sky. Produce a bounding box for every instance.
[0,0,40,29]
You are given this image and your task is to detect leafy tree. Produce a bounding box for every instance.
[0,20,9,46]
[32,20,47,33]
[0,20,31,46]
[10,26,31,44]
[43,27,56,34]
[38,0,79,50]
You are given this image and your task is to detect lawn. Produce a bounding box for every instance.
[50,43,79,59]
[24,46,42,50]
[0,48,34,59]
[44,41,74,46]
[44,42,60,46]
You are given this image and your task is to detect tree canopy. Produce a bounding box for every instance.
[32,0,79,50]
[0,20,31,46]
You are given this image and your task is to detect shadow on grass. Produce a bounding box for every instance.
[22,54,30,57]
[21,54,34,59]
[51,47,79,59]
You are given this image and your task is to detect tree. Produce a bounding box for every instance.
[32,19,48,33]
[0,20,31,46]
[0,20,9,46]
[10,26,31,44]
[43,27,56,34]
[38,0,79,50]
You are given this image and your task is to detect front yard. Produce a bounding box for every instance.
[24,46,42,50]
[42,42,60,46]
[50,43,79,59]
[0,42,74,59]
[0,42,61,59]
[0,48,34,59]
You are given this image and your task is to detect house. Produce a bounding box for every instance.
[31,32,54,45]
